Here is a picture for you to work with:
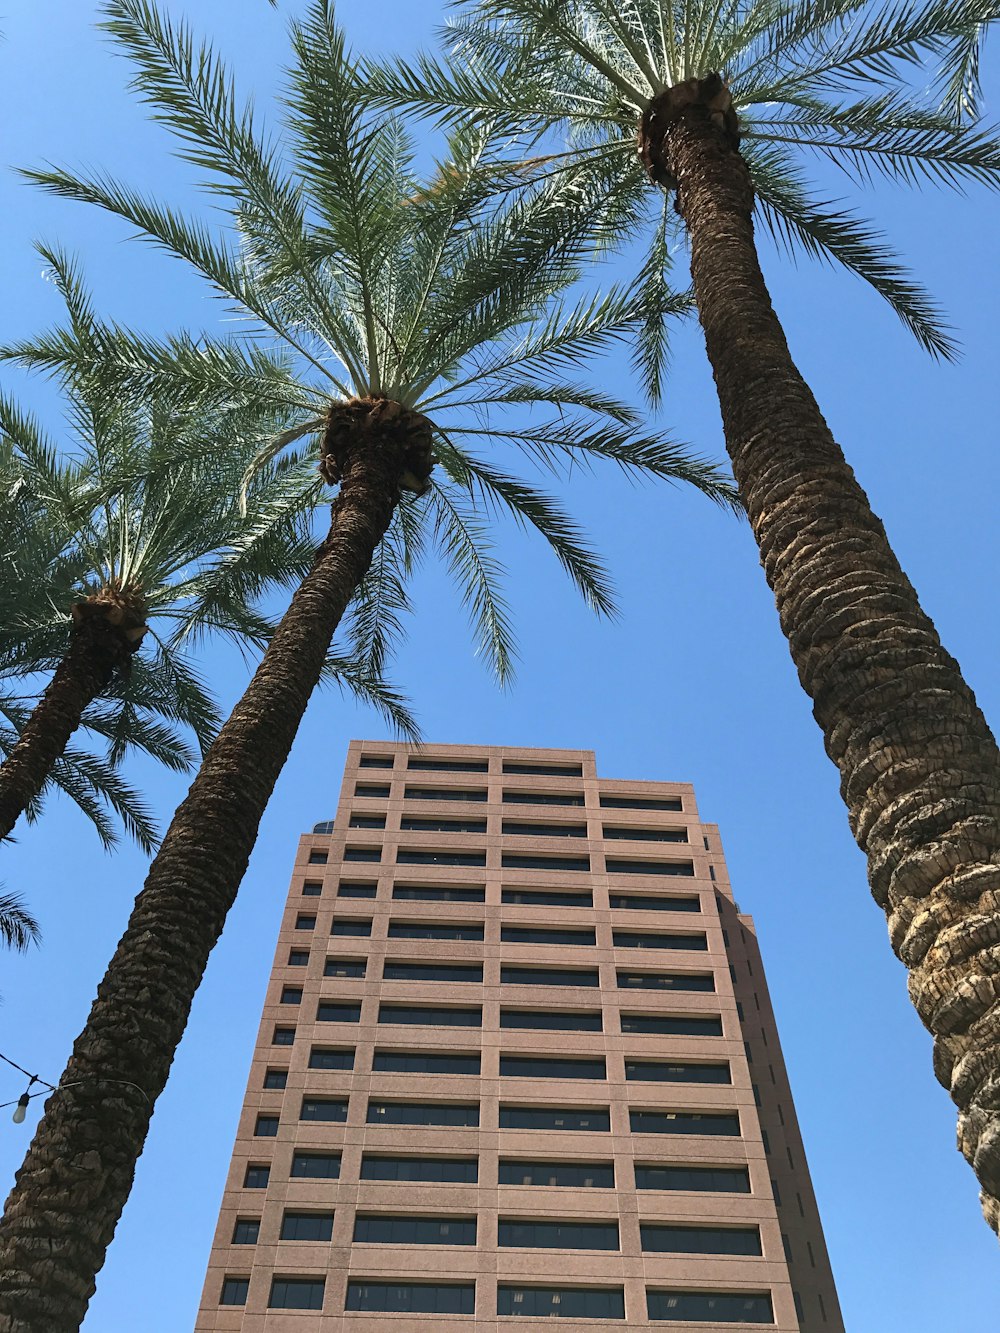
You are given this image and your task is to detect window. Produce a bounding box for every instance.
[501,1055,606,1080]
[373,1050,481,1076]
[367,1101,480,1128]
[280,1212,334,1242]
[500,1219,619,1250]
[501,965,599,988]
[501,1010,602,1032]
[330,919,371,937]
[641,1225,761,1255]
[255,1115,279,1137]
[502,887,593,907]
[502,762,583,776]
[400,816,487,833]
[405,786,487,802]
[499,1160,614,1188]
[301,880,322,896]
[384,961,483,983]
[243,1164,269,1188]
[502,853,590,871]
[392,884,486,903]
[308,1047,355,1070]
[344,847,381,862]
[273,1026,295,1046]
[288,949,309,966]
[635,1164,751,1193]
[629,1110,741,1137]
[600,794,682,811]
[354,1215,477,1245]
[379,1005,482,1027]
[618,971,714,992]
[613,930,708,951]
[504,791,585,806]
[603,826,687,842]
[500,1105,610,1132]
[361,1156,478,1183]
[359,754,393,768]
[407,757,488,772]
[263,1069,288,1089]
[497,1286,624,1319]
[349,814,386,829]
[346,1282,475,1314]
[324,958,365,978]
[313,819,335,832]
[232,1219,259,1244]
[316,1002,361,1023]
[626,1061,732,1085]
[307,850,328,865]
[388,921,484,941]
[220,1278,249,1306]
[397,849,487,867]
[300,1098,348,1122]
[294,913,316,930]
[269,1277,325,1311]
[606,859,695,877]
[501,925,595,946]
[502,821,587,838]
[291,1152,341,1179]
[611,893,700,913]
[646,1291,774,1323]
[621,1014,724,1037]
[338,881,377,898]
[356,783,391,797]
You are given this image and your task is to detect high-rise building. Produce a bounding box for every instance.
[196,742,843,1331]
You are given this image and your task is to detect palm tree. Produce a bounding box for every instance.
[0,892,39,954]
[0,4,737,1325]
[372,0,1000,1229]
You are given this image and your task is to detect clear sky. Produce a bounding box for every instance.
[1,3,998,1330]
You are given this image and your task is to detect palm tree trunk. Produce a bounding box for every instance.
[0,618,134,842]
[0,415,407,1332]
[647,90,1000,1232]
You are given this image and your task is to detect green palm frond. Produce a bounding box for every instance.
[0,892,40,952]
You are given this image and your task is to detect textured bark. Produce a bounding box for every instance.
[642,85,1000,1231]
[0,402,416,1331]
[0,600,144,841]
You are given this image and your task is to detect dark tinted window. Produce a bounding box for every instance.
[501,925,595,946]
[346,1282,475,1314]
[405,787,487,802]
[501,1055,606,1080]
[501,1010,602,1032]
[610,893,700,913]
[220,1278,249,1306]
[379,1005,482,1027]
[646,1291,773,1323]
[308,1047,355,1070]
[384,961,483,983]
[269,1278,325,1311]
[401,816,487,833]
[635,1164,751,1193]
[500,1106,609,1132]
[244,1164,269,1188]
[502,853,590,871]
[356,783,391,798]
[503,821,587,838]
[630,1110,740,1137]
[497,1286,624,1319]
[359,754,393,768]
[392,885,485,903]
[291,1152,341,1179]
[373,1050,481,1076]
[600,795,682,811]
[300,1098,348,1122]
[338,881,377,898]
[361,1156,478,1183]
[504,791,585,806]
[307,850,328,864]
[281,1212,334,1242]
[606,859,694,876]
[330,919,371,937]
[367,1101,480,1128]
[301,880,322,896]
[317,1002,361,1023]
[288,949,309,966]
[613,931,707,951]
[641,1225,761,1255]
[273,1027,295,1045]
[621,1014,723,1037]
[388,921,484,941]
[232,1219,259,1244]
[398,849,487,867]
[502,966,599,987]
[313,821,334,832]
[500,1219,619,1250]
[354,1215,477,1245]
[344,847,381,863]
[350,814,386,829]
[294,914,316,930]
[255,1115,279,1137]
[324,957,365,978]
[502,887,592,907]
[626,1061,731,1085]
[618,971,714,991]
[408,758,488,773]
[502,762,583,776]
[603,826,687,842]
[499,1160,614,1188]
[263,1069,287,1089]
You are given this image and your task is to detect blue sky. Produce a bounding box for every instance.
[1,2,999,1330]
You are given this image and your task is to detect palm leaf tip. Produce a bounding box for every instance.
[0,891,41,951]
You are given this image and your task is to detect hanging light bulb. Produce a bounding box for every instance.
[12,1092,30,1124]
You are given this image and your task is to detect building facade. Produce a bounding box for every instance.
[195,742,843,1331]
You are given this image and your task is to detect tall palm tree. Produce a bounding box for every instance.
[372,0,1000,1229]
[0,5,737,1326]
